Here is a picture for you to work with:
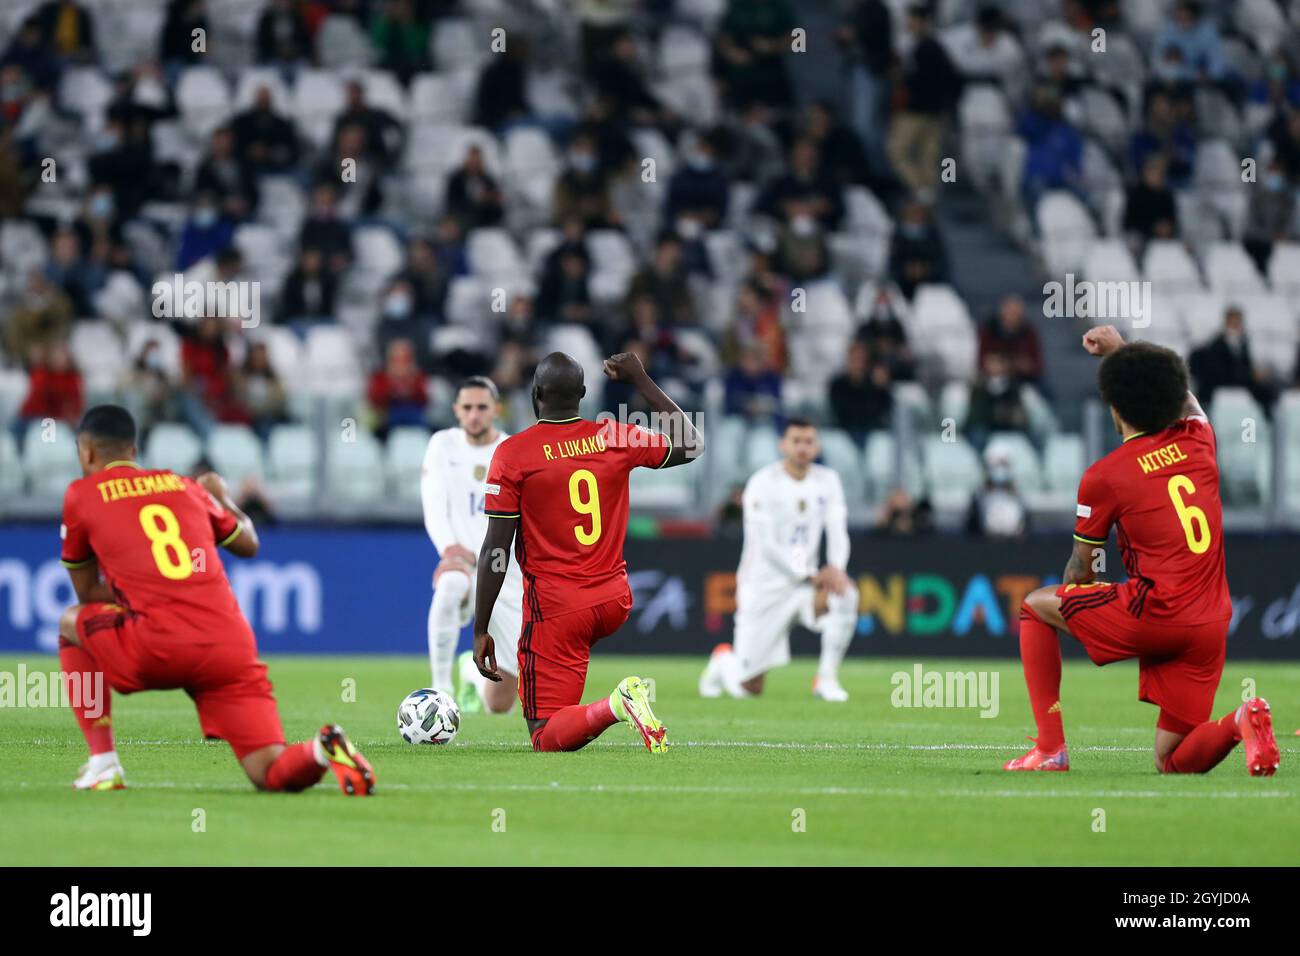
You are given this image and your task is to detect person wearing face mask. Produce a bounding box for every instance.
[374,278,435,373]
[888,196,948,298]
[665,130,730,233]
[1244,159,1297,274]
[175,192,235,271]
[966,447,1028,539]
[552,131,615,229]
[966,352,1030,451]
[5,269,74,361]
[1188,308,1279,417]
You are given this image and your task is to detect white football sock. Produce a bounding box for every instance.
[88,750,120,773]
[719,648,753,699]
[428,571,470,692]
[816,590,858,682]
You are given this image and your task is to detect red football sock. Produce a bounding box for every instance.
[1017,606,1065,751]
[1163,710,1241,774]
[264,742,327,792]
[59,638,114,756]
[531,699,620,753]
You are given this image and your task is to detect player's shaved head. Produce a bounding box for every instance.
[76,405,138,475]
[532,352,586,418]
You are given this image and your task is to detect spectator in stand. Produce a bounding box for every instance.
[722,279,785,373]
[836,0,894,174]
[231,86,301,175]
[44,228,104,317]
[624,293,690,386]
[2,16,61,93]
[331,78,404,170]
[256,0,313,66]
[277,247,338,326]
[718,101,785,185]
[978,293,1044,390]
[1188,307,1279,417]
[803,100,872,191]
[592,30,675,133]
[300,182,353,272]
[1035,42,1085,101]
[829,339,894,443]
[395,236,451,321]
[430,213,471,278]
[318,121,383,216]
[160,0,209,72]
[17,339,83,430]
[1243,158,1297,274]
[175,192,235,271]
[875,487,934,536]
[87,115,160,223]
[536,242,594,326]
[368,337,428,438]
[1123,154,1179,243]
[626,232,696,327]
[856,286,915,381]
[1017,86,1084,210]
[723,342,784,424]
[666,130,730,235]
[966,446,1028,539]
[375,277,433,371]
[966,352,1030,449]
[120,339,175,435]
[472,34,530,131]
[603,337,655,415]
[194,126,259,222]
[178,314,249,437]
[553,130,617,229]
[236,342,288,441]
[1130,90,1197,188]
[1151,0,1226,85]
[445,144,504,230]
[1250,50,1300,117]
[713,0,796,110]
[889,197,948,298]
[758,137,845,231]
[945,4,1026,100]
[5,270,74,359]
[886,3,962,198]
[369,0,431,85]
[31,0,97,64]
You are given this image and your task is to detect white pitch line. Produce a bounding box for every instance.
[13,779,1293,800]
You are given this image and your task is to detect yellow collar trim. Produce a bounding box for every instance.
[538,417,581,424]
[105,460,140,469]
[1122,431,1147,443]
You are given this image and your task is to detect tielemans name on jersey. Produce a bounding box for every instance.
[95,472,188,503]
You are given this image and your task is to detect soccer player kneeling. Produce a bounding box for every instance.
[58,406,375,795]
[1007,325,1279,776]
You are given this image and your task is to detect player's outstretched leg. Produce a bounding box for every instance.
[317,724,377,795]
[247,725,375,795]
[1004,601,1069,771]
[1162,699,1279,776]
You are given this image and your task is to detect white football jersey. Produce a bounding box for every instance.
[737,461,850,594]
[421,427,523,593]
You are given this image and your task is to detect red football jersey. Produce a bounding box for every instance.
[1073,416,1231,625]
[484,417,671,620]
[60,461,252,642]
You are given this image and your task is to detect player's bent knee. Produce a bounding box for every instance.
[59,606,83,644]
[430,570,470,623]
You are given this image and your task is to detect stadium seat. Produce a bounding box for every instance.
[293,68,346,147]
[327,429,386,503]
[1037,190,1096,277]
[0,369,27,432]
[144,423,203,475]
[1209,388,1272,506]
[386,426,431,501]
[21,420,81,497]
[1143,240,1203,297]
[630,460,697,509]
[1267,242,1300,298]
[206,424,264,484]
[467,228,526,285]
[410,72,463,125]
[69,321,126,395]
[817,427,866,504]
[0,429,23,495]
[939,381,970,429]
[176,66,231,139]
[1203,242,1266,299]
[921,435,983,511]
[265,424,318,500]
[1043,433,1085,494]
[743,424,780,476]
[1279,391,1300,516]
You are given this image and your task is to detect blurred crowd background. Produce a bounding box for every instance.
[1,0,1299,532]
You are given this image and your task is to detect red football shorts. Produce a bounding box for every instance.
[76,603,285,759]
[517,592,633,721]
[1055,583,1228,734]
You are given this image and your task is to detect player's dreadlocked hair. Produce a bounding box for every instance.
[1097,342,1189,435]
[76,404,137,454]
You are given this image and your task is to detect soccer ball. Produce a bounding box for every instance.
[397,688,461,745]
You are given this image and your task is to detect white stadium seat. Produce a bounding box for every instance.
[144,423,203,475]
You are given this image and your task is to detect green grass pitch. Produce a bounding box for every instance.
[2,654,1296,866]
